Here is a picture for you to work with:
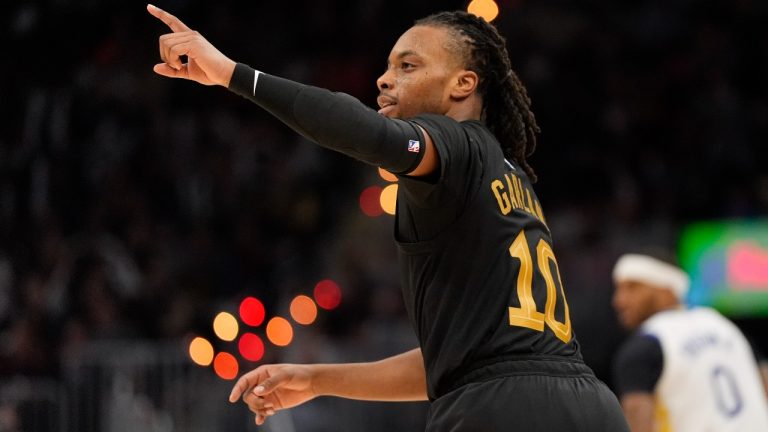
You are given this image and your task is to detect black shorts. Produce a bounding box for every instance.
[426,357,629,432]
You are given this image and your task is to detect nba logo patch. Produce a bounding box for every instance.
[408,140,420,153]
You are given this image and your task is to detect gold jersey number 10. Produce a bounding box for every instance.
[508,230,572,343]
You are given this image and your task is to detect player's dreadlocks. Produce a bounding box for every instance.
[417,11,540,182]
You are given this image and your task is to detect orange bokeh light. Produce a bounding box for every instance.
[359,186,384,217]
[380,184,398,215]
[188,336,214,366]
[468,0,499,22]
[314,279,342,310]
[290,295,318,325]
[378,167,398,182]
[213,311,239,342]
[266,317,294,346]
[213,352,239,380]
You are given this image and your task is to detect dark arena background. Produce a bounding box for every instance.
[1,0,767,431]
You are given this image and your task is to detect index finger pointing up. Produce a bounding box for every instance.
[147,4,192,33]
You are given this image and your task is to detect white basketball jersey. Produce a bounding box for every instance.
[641,307,768,432]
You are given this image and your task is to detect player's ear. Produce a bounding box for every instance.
[450,70,479,100]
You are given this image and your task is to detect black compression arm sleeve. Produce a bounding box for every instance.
[228,63,426,174]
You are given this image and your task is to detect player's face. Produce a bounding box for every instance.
[612,280,659,330]
[376,25,463,119]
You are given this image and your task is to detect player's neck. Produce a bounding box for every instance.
[445,93,483,123]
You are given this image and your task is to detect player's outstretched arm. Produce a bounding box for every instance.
[148,5,438,177]
[147,4,236,86]
[229,348,427,425]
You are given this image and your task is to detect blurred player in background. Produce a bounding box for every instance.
[148,4,628,430]
[612,253,768,432]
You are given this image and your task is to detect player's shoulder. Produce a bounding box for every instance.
[408,114,466,140]
[671,306,734,328]
[690,305,727,320]
[690,306,746,335]
[410,114,494,143]
[409,114,503,166]
[410,113,463,130]
[643,307,695,328]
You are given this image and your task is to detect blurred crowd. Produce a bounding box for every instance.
[1,0,766,425]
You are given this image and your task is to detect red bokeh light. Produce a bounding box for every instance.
[238,333,265,362]
[213,352,239,380]
[314,279,342,310]
[240,297,266,327]
[359,186,384,217]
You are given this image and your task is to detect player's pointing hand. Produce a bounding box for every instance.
[147,4,236,86]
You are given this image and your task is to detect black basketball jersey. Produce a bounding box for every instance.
[395,114,582,400]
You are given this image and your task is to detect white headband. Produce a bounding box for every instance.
[613,254,690,300]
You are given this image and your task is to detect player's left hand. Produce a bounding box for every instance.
[147,4,236,86]
[229,363,318,425]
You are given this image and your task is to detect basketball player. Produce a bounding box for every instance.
[148,4,629,430]
[612,253,768,432]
